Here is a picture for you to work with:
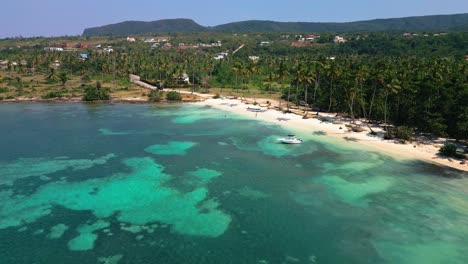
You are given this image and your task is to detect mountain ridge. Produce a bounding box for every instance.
[82,13,468,36]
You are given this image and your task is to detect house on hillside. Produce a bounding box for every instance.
[44,47,64,51]
[248,56,260,62]
[61,42,72,49]
[50,60,61,69]
[76,43,88,49]
[0,60,8,69]
[334,36,346,43]
[79,54,88,61]
[161,43,172,50]
[156,37,168,43]
[212,41,222,47]
[126,37,136,42]
[291,41,309,47]
[213,52,229,60]
[306,34,316,41]
[144,38,156,43]
[465,55,468,61]
[259,41,271,46]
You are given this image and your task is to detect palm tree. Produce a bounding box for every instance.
[58,72,69,86]
[276,60,290,110]
[325,60,341,112]
[383,75,401,138]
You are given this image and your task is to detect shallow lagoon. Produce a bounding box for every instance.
[0,103,467,264]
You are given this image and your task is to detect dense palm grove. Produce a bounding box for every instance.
[0,32,467,140]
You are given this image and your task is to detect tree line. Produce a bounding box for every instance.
[1,37,467,140]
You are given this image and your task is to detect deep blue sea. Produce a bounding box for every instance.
[0,103,467,264]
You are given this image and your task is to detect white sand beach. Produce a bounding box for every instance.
[195,97,468,172]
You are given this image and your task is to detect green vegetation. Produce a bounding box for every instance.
[83,19,206,36]
[83,82,110,101]
[0,30,467,142]
[439,143,465,159]
[42,91,63,99]
[148,89,164,102]
[83,14,468,36]
[166,91,182,101]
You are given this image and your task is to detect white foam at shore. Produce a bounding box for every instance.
[194,98,467,172]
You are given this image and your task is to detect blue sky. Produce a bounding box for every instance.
[1,0,468,38]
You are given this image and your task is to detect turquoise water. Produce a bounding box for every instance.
[0,103,467,264]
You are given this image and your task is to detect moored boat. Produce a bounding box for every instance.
[277,135,303,144]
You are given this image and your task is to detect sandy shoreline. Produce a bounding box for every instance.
[195,98,468,172]
[2,93,466,172]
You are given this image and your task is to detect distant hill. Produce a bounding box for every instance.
[82,19,206,36]
[213,14,468,32]
[82,13,468,36]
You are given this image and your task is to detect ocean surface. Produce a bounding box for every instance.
[0,103,467,264]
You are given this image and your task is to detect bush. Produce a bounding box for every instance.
[396,126,413,141]
[42,91,62,99]
[384,126,413,142]
[439,143,465,159]
[148,90,164,102]
[83,83,110,101]
[166,91,182,101]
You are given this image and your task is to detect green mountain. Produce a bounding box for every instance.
[82,13,468,36]
[213,13,468,32]
[82,19,206,36]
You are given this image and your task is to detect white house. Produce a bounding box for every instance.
[126,37,136,42]
[306,34,317,41]
[144,38,156,43]
[213,52,228,60]
[248,56,260,62]
[212,41,222,47]
[50,60,61,68]
[334,36,346,43]
[259,41,270,46]
[44,47,64,51]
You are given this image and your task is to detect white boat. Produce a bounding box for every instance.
[247,105,267,112]
[277,135,303,144]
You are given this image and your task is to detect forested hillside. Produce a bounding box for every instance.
[82,13,468,36]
